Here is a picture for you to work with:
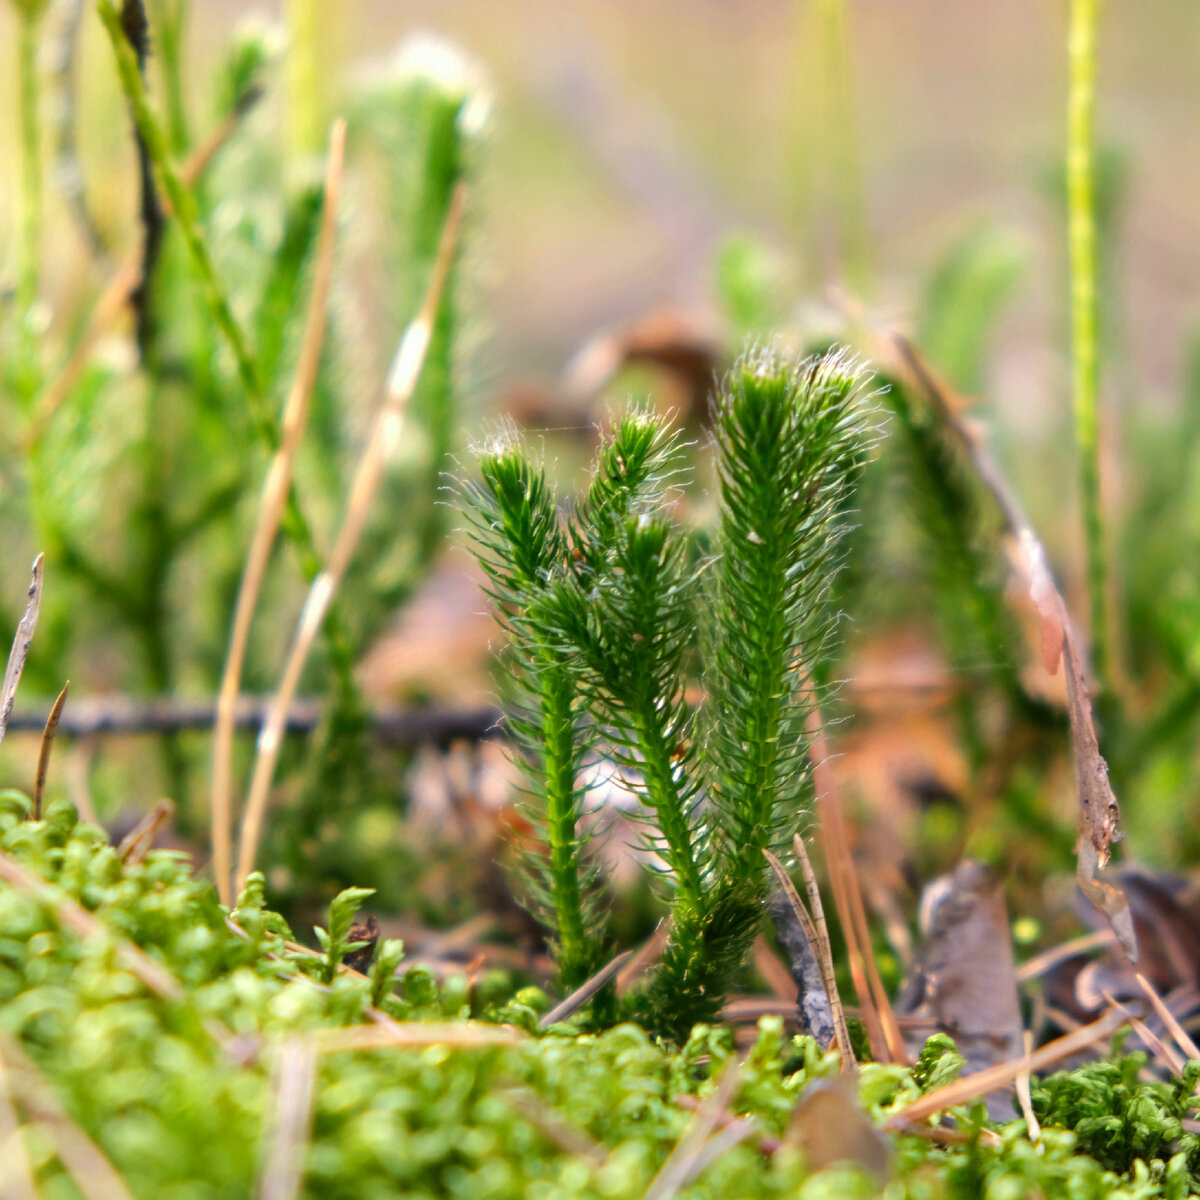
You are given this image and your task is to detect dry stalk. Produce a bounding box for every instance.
[764,847,854,1069]
[0,555,43,749]
[1014,1030,1042,1142]
[1135,972,1200,1062]
[311,1021,523,1054]
[0,1037,37,1200]
[116,798,174,866]
[806,706,907,1063]
[540,950,632,1029]
[235,184,466,896]
[211,118,346,906]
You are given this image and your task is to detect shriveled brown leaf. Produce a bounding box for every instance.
[0,554,44,748]
[788,1076,891,1178]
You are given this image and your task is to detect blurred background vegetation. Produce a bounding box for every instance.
[2,0,1200,990]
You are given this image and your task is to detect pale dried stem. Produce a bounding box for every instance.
[212,118,346,907]
[0,1038,37,1200]
[256,1038,317,1200]
[235,185,465,896]
[1135,972,1200,1063]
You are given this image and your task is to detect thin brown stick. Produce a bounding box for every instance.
[33,680,69,818]
[116,799,174,865]
[617,917,671,995]
[807,707,907,1063]
[256,1038,317,1200]
[885,1008,1127,1128]
[1135,972,1200,1063]
[235,185,466,896]
[28,112,258,446]
[0,1033,137,1200]
[541,951,633,1028]
[0,555,44,748]
[0,1037,37,1200]
[212,118,346,907]
[1016,929,1116,983]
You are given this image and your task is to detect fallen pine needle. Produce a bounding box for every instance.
[311,1021,523,1054]
[256,1038,318,1200]
[1136,972,1200,1064]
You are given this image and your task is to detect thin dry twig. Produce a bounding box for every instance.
[116,799,174,866]
[1016,930,1116,983]
[256,1038,318,1200]
[0,1032,137,1200]
[212,118,347,907]
[884,334,1134,960]
[540,951,633,1029]
[645,1062,743,1200]
[764,847,853,1068]
[235,185,466,896]
[33,681,69,818]
[885,1008,1127,1128]
[617,918,671,996]
[0,1037,37,1200]
[0,555,44,749]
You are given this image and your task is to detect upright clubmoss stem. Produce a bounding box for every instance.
[1067,0,1108,683]
[148,0,190,154]
[17,10,43,335]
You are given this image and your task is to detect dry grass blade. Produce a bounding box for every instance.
[764,847,853,1068]
[884,334,1135,960]
[0,848,182,1003]
[33,680,69,818]
[807,706,907,1064]
[257,1038,317,1200]
[28,113,259,446]
[616,917,671,996]
[212,118,347,907]
[1016,930,1115,983]
[0,1032,136,1200]
[0,1037,37,1200]
[1015,1031,1042,1142]
[793,835,851,1055]
[0,555,44,749]
[311,1021,523,1053]
[541,950,632,1028]
[235,184,466,896]
[886,1008,1127,1128]
[1135,972,1200,1062]
[645,1062,742,1200]
[116,799,174,865]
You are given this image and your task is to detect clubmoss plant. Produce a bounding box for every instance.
[466,346,869,1040]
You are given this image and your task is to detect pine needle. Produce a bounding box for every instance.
[235,185,466,896]
[540,950,633,1028]
[0,1037,37,1200]
[212,118,346,907]
[1135,972,1200,1063]
[256,1038,317,1200]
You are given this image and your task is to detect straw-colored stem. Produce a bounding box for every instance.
[212,120,346,907]
[235,185,466,896]
[1067,0,1108,683]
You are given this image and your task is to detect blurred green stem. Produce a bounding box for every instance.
[286,0,321,155]
[1067,0,1108,684]
[17,9,43,349]
[148,0,190,154]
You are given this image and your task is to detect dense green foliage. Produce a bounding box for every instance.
[1,789,1198,1200]
[466,349,867,1039]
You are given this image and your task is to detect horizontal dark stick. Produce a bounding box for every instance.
[4,695,504,748]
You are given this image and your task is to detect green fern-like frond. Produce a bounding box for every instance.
[704,347,868,883]
[463,435,605,994]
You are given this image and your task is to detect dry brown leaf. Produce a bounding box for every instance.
[0,554,44,748]
[787,1076,891,1177]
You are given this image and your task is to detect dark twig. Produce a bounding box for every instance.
[33,680,69,818]
[5,696,504,747]
[118,0,164,358]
